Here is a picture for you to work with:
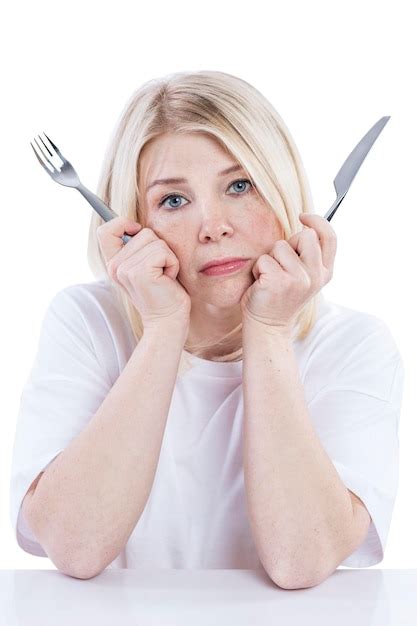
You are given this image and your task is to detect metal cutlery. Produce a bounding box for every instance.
[323,116,390,221]
[30,133,133,244]
[30,115,391,247]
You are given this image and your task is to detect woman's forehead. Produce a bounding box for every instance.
[139,135,244,191]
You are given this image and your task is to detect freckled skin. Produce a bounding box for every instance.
[137,131,284,356]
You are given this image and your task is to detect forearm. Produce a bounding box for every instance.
[26,319,188,578]
[242,319,355,586]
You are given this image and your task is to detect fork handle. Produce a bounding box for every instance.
[77,184,133,244]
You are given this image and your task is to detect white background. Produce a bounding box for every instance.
[1,0,415,569]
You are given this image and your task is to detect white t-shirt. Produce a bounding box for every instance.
[9,280,404,570]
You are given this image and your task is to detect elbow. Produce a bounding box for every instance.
[27,512,104,580]
[270,568,325,590]
[46,543,105,580]
[49,542,107,580]
[57,558,105,580]
[268,556,331,590]
[25,497,105,580]
[268,566,305,590]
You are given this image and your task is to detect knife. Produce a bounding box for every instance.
[323,116,390,222]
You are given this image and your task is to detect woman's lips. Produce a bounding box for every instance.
[201,259,249,276]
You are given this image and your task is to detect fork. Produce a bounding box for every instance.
[30,132,133,244]
[32,117,390,245]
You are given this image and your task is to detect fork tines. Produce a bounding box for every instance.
[30,132,62,174]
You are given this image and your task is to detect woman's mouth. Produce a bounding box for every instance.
[200,259,249,276]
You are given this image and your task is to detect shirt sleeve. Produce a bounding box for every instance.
[9,286,113,557]
[305,315,405,568]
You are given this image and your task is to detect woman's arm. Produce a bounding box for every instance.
[242,318,361,589]
[24,318,188,579]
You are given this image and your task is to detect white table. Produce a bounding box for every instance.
[1,568,416,625]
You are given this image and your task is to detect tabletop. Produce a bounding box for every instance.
[1,568,416,625]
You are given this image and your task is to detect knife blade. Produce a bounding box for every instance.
[324,116,390,222]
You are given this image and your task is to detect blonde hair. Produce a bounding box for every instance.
[87,70,323,377]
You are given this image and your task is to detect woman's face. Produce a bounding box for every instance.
[138,131,285,313]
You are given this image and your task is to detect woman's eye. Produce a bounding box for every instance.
[158,178,254,211]
[158,194,187,210]
[228,178,253,195]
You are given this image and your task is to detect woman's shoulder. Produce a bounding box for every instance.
[297,296,403,404]
[46,279,136,378]
[49,279,123,322]
[47,279,135,347]
[303,295,402,365]
[314,295,396,341]
[53,278,115,307]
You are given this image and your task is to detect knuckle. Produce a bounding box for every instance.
[299,270,312,289]
[275,239,287,251]
[126,265,138,279]
[328,224,337,239]
[107,259,118,281]
[116,263,126,281]
[96,223,106,238]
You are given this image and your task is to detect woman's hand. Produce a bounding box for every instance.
[239,213,337,336]
[97,217,191,331]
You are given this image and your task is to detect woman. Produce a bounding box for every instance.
[9,70,404,587]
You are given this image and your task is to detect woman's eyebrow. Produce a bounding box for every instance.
[146,163,245,193]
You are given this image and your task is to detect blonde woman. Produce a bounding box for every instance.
[10,70,404,589]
